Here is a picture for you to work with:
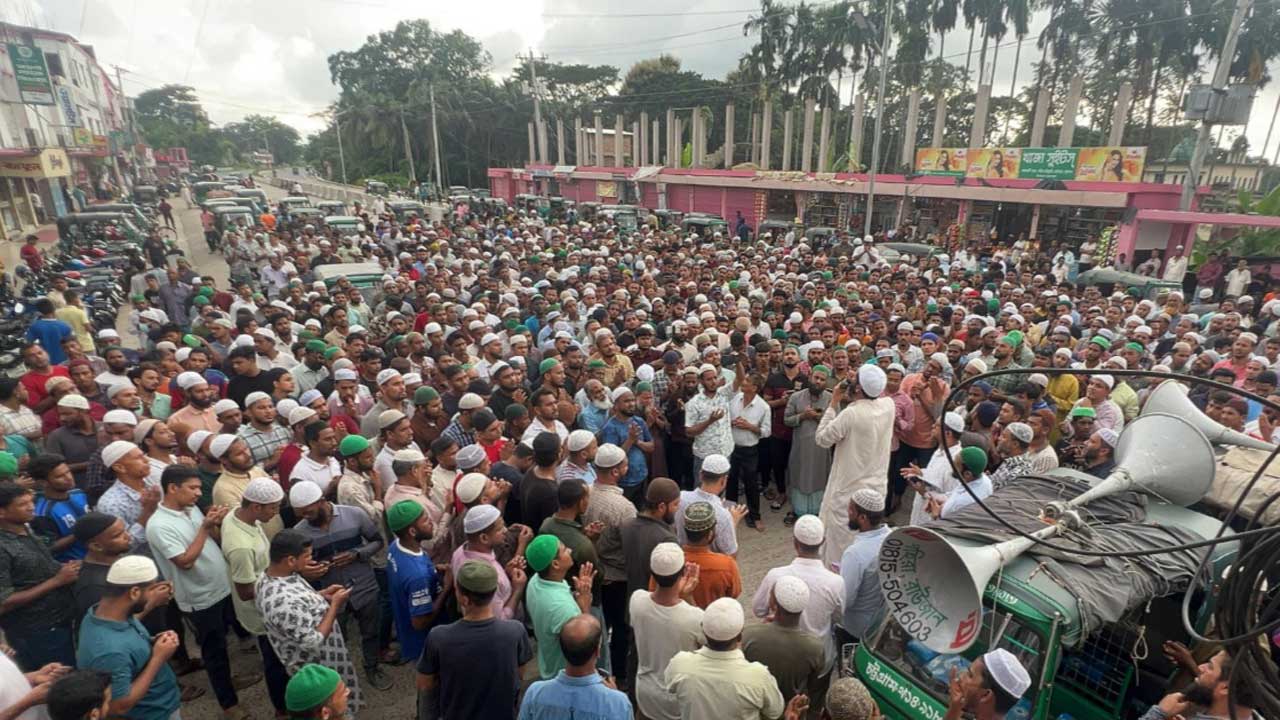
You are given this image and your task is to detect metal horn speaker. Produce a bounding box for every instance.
[878,413,1215,654]
[1142,381,1276,451]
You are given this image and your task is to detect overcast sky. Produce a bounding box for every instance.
[22,0,1277,159]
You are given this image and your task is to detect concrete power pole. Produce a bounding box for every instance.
[864,0,893,238]
[527,49,546,164]
[1180,0,1252,211]
[399,109,416,183]
[429,84,443,190]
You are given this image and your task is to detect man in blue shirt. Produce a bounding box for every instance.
[77,555,182,720]
[518,613,631,720]
[597,387,653,505]
[385,500,450,663]
[30,453,88,560]
[25,299,72,365]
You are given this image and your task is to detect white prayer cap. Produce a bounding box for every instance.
[1105,356,1127,369]
[175,348,192,363]
[967,358,988,373]
[701,453,731,475]
[702,597,746,641]
[393,448,426,463]
[456,444,486,470]
[244,391,272,408]
[480,332,501,346]
[1096,428,1120,448]
[101,440,137,469]
[105,382,131,399]
[857,364,887,398]
[793,515,825,546]
[944,411,966,434]
[57,394,89,410]
[376,369,402,386]
[243,477,284,504]
[276,399,299,421]
[610,385,633,402]
[463,504,501,534]
[594,443,626,468]
[455,473,488,504]
[566,429,595,452]
[851,487,886,512]
[1093,374,1115,390]
[187,430,213,455]
[378,409,407,430]
[650,542,685,576]
[209,434,239,459]
[982,648,1031,699]
[1027,373,1049,388]
[176,371,207,390]
[1006,422,1033,444]
[773,575,811,613]
[213,399,240,416]
[424,322,442,334]
[106,555,159,585]
[334,368,358,381]
[458,393,485,410]
[288,406,317,426]
[289,480,323,508]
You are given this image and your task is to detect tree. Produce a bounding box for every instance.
[328,20,490,101]
[134,85,209,129]
[221,115,302,165]
[511,58,618,115]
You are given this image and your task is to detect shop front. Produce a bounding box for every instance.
[0,147,71,235]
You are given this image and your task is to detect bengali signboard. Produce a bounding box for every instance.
[915,146,1146,183]
[7,43,54,105]
[0,149,71,179]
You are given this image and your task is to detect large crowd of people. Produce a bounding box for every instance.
[1,180,1277,720]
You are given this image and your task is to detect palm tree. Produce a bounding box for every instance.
[742,0,793,100]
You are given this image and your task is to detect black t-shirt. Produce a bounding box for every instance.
[491,462,524,526]
[418,617,532,720]
[227,371,276,409]
[519,469,558,533]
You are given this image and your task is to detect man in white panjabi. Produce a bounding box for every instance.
[814,364,896,568]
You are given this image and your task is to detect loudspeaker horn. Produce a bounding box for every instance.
[878,413,1215,654]
[1142,380,1276,452]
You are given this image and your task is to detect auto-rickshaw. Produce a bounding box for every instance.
[364,180,389,196]
[578,201,601,223]
[757,219,792,238]
[89,203,154,230]
[653,209,683,229]
[288,207,327,225]
[213,206,256,235]
[613,209,638,232]
[236,188,268,206]
[804,226,837,243]
[133,185,160,206]
[325,216,362,237]
[681,213,728,236]
[192,181,226,203]
[316,200,347,216]
[388,201,427,222]
[1075,267,1184,302]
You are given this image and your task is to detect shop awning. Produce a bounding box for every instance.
[1135,208,1280,229]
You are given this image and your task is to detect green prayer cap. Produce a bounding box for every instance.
[305,340,327,353]
[198,286,215,298]
[959,446,988,475]
[810,364,831,377]
[457,560,499,593]
[1089,336,1112,350]
[504,318,519,330]
[926,302,938,313]
[193,296,210,306]
[387,500,424,533]
[338,434,369,458]
[131,293,146,303]
[586,359,606,369]
[728,281,739,290]
[182,334,202,348]
[772,329,789,340]
[0,451,16,477]
[635,381,652,393]
[285,664,341,713]
[1070,406,1097,419]
[1124,342,1144,353]
[821,270,833,280]
[323,346,342,360]
[1004,330,1024,347]
[987,298,1000,312]
[504,403,528,419]
[525,534,561,572]
[539,358,560,374]
[414,386,439,405]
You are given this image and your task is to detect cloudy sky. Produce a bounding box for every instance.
[22,0,1275,158]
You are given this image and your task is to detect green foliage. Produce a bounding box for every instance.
[221,115,302,165]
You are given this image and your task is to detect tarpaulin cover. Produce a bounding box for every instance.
[929,474,1210,640]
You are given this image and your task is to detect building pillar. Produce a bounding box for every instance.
[573,117,583,163]
[760,101,773,170]
[614,114,624,167]
[724,104,735,168]
[527,122,536,165]
[555,118,565,165]
[801,97,816,173]
[931,91,947,148]
[1058,75,1085,147]
[665,109,676,166]
[901,89,922,169]
[782,108,794,171]
[674,117,684,168]
[639,111,649,164]
[1109,81,1133,146]
[969,84,992,149]
[1029,88,1050,147]
[652,119,661,167]
[816,105,832,172]
[850,94,866,170]
[594,111,604,166]
[690,110,702,168]
[537,120,549,164]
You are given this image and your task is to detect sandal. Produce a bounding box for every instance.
[180,684,206,702]
[770,499,784,511]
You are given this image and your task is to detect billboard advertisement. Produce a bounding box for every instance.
[6,44,54,105]
[915,146,1145,182]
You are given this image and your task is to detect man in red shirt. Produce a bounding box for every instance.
[19,342,70,413]
[19,234,42,272]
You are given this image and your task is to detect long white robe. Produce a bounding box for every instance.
[814,396,896,568]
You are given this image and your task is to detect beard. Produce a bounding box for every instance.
[189,393,213,409]
[1179,682,1216,708]
[591,398,612,411]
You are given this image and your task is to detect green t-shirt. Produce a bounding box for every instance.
[525,573,580,679]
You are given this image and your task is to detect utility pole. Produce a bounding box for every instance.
[334,111,348,185]
[399,108,416,183]
[863,0,893,239]
[1180,0,1252,211]
[527,49,546,164]
[430,84,444,191]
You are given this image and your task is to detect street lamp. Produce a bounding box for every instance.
[852,1,892,239]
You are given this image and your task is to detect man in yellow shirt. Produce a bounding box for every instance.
[54,289,95,353]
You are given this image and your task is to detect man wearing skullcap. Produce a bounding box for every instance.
[1083,427,1120,479]
[598,386,654,504]
[450,502,530,622]
[237,391,292,472]
[742,575,825,706]
[290,340,331,398]
[410,386,447,451]
[684,362,736,479]
[76,555,182,720]
[385,501,449,664]
[94,440,160,553]
[825,677,879,720]
[558,429,599,487]
[256,530,363,711]
[926,446,993,520]
[335,433,387,548]
[211,434,284,538]
[679,500,742,610]
[629,541,703,720]
[358,368,414,439]
[417,560,533,720]
[1072,374,1125,434]
[837,487,890,649]
[535,357,580,428]
[524,534,596,679]
[45,392,100,490]
[815,364,896,568]
[750,514,844,674]
[989,421,1035,492]
[944,648,1031,720]
[145,466,249,716]
[782,362,833,522]
[220,476,288,714]
[284,664,349,720]
[665,597,786,720]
